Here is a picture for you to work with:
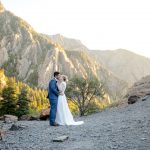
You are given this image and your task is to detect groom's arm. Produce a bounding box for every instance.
[49,80,59,96]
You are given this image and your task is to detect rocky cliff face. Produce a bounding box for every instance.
[90,49,150,85]
[0,4,128,100]
[0,9,58,87]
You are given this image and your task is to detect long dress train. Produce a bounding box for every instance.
[55,81,84,125]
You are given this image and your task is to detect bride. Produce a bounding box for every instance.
[55,75,84,126]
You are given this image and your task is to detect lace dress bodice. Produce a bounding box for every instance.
[57,81,66,94]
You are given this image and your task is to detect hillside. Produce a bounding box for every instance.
[1,97,150,150]
[89,49,150,85]
[0,2,127,100]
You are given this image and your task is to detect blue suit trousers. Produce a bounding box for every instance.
[49,98,58,125]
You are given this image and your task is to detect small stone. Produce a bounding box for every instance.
[52,135,69,142]
[141,137,147,141]
[8,141,16,144]
[109,145,118,149]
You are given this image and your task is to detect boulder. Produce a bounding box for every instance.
[19,115,31,121]
[128,95,140,104]
[127,75,150,104]
[9,124,26,131]
[40,108,50,120]
[19,115,39,121]
[0,116,4,121]
[4,115,18,123]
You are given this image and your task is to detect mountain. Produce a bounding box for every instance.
[48,35,150,86]
[48,34,88,51]
[89,49,150,85]
[0,2,127,101]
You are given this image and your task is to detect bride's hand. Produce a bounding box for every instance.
[59,92,64,95]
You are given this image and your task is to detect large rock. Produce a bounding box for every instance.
[127,75,150,104]
[9,124,26,131]
[4,115,18,123]
[0,116,4,121]
[19,115,39,121]
[19,115,31,121]
[128,95,140,104]
[40,108,50,120]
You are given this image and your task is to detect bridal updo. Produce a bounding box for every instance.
[62,75,68,82]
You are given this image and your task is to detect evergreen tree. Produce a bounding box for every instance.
[0,70,50,116]
[0,69,6,95]
[0,78,18,115]
[16,87,30,117]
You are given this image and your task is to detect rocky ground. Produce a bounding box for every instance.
[0,98,150,150]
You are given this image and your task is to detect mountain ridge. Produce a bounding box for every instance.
[89,49,150,85]
[48,34,89,51]
[48,33,150,85]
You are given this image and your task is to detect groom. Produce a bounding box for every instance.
[48,71,61,126]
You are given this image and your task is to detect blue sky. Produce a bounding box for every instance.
[1,0,150,58]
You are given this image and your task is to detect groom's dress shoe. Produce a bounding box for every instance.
[54,123,59,126]
[50,123,59,127]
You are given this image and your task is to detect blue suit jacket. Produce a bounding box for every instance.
[48,79,59,100]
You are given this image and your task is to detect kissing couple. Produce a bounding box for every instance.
[48,71,84,126]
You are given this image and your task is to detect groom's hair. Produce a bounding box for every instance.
[54,71,60,77]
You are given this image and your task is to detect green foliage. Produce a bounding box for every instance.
[0,78,18,115]
[0,69,6,95]
[85,101,101,115]
[2,54,18,77]
[66,75,105,116]
[28,108,40,118]
[0,69,49,117]
[16,87,30,117]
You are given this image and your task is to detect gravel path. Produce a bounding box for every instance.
[0,99,150,150]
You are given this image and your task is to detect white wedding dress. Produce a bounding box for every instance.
[55,81,84,126]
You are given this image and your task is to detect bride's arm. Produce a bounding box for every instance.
[61,82,66,94]
[57,82,64,95]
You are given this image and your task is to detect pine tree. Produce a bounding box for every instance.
[16,87,30,117]
[0,69,6,95]
[0,78,18,115]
